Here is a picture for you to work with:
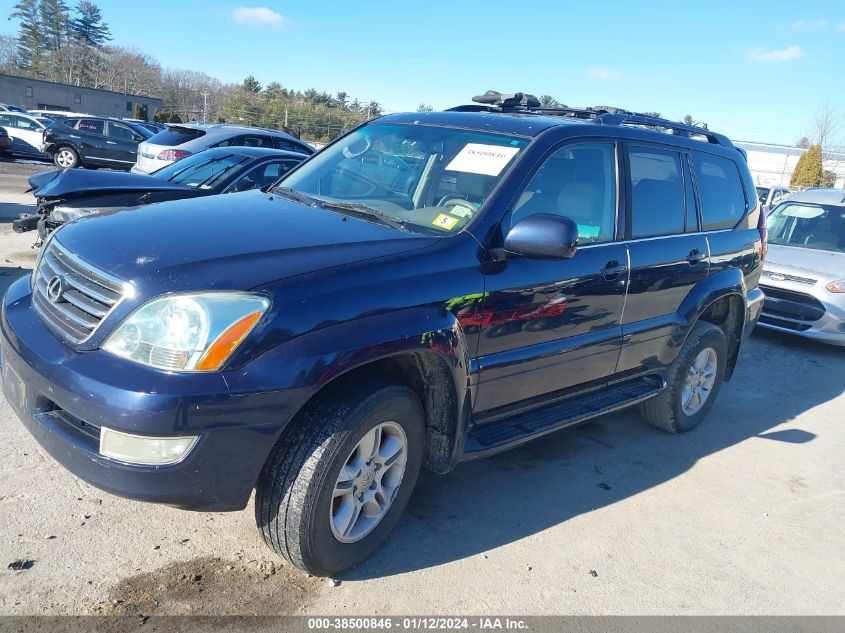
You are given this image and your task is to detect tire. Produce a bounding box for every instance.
[53,146,79,169]
[255,377,425,576]
[640,321,727,433]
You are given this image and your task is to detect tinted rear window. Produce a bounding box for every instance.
[147,126,206,147]
[77,119,104,134]
[629,148,686,238]
[691,151,747,231]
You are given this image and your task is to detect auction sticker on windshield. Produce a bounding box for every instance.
[432,213,460,230]
[445,143,520,176]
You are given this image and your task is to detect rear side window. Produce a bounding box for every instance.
[77,119,104,135]
[691,152,747,231]
[221,135,275,148]
[148,126,206,147]
[107,122,136,140]
[629,147,685,238]
[274,138,311,154]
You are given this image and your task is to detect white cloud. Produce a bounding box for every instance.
[788,18,827,30]
[747,45,806,63]
[584,67,622,82]
[232,6,284,28]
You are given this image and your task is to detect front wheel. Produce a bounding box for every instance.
[255,378,425,576]
[640,321,727,433]
[53,146,80,169]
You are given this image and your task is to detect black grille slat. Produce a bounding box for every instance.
[760,285,826,322]
[32,240,127,343]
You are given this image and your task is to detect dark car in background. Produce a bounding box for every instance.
[42,117,154,170]
[15,147,307,237]
[1,92,765,577]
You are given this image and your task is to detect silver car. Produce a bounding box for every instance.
[131,123,314,174]
[759,189,845,345]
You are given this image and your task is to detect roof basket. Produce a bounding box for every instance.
[471,90,541,110]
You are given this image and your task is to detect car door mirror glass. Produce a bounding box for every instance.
[502,214,579,260]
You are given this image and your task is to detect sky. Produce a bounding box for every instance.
[4,0,845,145]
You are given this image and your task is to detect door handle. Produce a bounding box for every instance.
[600,260,628,279]
[687,249,706,265]
[106,140,117,145]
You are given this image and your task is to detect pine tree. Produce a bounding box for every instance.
[10,0,45,76]
[70,1,111,46]
[39,0,70,52]
[242,75,261,93]
[790,144,823,188]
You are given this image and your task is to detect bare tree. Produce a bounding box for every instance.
[808,101,841,149]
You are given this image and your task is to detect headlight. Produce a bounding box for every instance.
[826,280,845,293]
[48,206,98,223]
[103,292,270,371]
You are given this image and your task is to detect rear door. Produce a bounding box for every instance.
[615,143,709,380]
[74,118,108,162]
[104,121,143,166]
[474,140,628,414]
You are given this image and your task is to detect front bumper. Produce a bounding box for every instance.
[757,283,845,346]
[1,277,289,511]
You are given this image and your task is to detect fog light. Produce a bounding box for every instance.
[99,427,199,466]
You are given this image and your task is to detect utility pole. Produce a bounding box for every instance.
[200,92,210,124]
[284,108,288,129]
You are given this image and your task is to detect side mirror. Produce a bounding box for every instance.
[501,213,579,260]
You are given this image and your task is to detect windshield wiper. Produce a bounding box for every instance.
[318,200,408,231]
[271,186,322,208]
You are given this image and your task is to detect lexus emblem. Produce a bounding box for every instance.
[46,275,66,303]
[766,272,786,281]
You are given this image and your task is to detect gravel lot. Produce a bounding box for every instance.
[0,170,843,616]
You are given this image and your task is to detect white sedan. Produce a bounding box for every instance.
[0,112,52,159]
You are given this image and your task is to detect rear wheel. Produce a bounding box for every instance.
[255,378,424,576]
[53,146,79,169]
[640,321,727,433]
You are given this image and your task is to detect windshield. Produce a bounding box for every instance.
[767,202,845,253]
[152,152,249,188]
[756,187,770,203]
[277,123,529,234]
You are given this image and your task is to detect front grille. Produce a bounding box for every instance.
[762,270,816,285]
[32,239,126,344]
[760,284,826,323]
[759,315,812,332]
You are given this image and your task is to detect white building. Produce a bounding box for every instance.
[734,140,845,189]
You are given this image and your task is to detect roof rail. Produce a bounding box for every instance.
[591,110,733,148]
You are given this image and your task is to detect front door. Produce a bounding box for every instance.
[105,121,143,166]
[474,141,629,415]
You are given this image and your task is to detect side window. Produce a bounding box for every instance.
[233,135,274,148]
[77,119,104,135]
[0,114,13,126]
[275,138,310,154]
[107,122,136,140]
[14,116,37,130]
[232,160,295,192]
[510,142,617,243]
[62,118,79,129]
[691,151,747,231]
[629,147,685,238]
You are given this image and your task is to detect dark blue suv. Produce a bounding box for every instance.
[1,92,765,576]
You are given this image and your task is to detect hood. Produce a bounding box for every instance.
[764,244,845,282]
[54,190,436,292]
[28,168,188,199]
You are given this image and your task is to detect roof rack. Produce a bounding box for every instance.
[447,91,736,150]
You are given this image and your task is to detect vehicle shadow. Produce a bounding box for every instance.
[345,328,845,579]
[0,266,30,296]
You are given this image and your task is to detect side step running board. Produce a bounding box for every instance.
[463,376,665,458]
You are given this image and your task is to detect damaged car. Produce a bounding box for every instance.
[14,146,308,238]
